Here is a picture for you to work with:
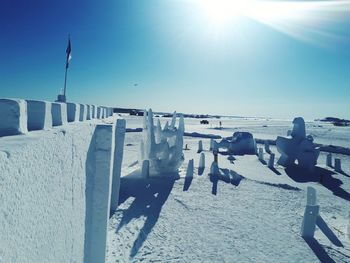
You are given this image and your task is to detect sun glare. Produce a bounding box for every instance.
[199,0,250,26]
[195,0,350,46]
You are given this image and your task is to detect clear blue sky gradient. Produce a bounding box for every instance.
[1,0,350,119]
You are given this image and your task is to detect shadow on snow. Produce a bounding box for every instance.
[285,165,350,201]
[116,172,177,258]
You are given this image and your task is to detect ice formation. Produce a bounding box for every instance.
[276,117,320,171]
[213,132,257,155]
[139,109,185,175]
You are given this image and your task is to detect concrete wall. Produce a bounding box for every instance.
[0,101,123,263]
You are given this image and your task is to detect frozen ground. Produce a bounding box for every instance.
[107,115,350,262]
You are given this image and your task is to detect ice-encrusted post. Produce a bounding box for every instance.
[199,153,205,170]
[142,160,150,178]
[110,119,126,213]
[258,147,264,161]
[67,103,80,122]
[268,153,275,168]
[84,124,114,263]
[0,99,28,136]
[264,140,271,154]
[197,140,203,153]
[326,153,332,167]
[335,158,342,172]
[301,187,319,238]
[186,159,194,178]
[198,152,205,175]
[26,100,52,131]
[51,102,68,126]
[210,139,215,151]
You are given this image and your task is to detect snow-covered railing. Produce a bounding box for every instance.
[0,98,114,137]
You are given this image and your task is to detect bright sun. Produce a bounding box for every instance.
[199,0,253,26]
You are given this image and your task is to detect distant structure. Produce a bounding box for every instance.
[276,117,320,171]
[212,132,257,155]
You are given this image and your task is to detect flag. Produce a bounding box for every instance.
[66,36,72,69]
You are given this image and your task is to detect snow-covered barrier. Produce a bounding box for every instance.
[79,104,87,121]
[51,102,68,126]
[0,98,28,136]
[26,100,52,131]
[86,105,91,120]
[0,99,114,138]
[67,102,80,122]
[0,119,126,263]
[97,106,102,119]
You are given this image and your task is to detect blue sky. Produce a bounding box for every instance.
[1,0,350,119]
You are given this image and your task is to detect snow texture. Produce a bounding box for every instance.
[108,115,350,263]
[0,115,123,263]
[26,100,52,131]
[0,98,28,136]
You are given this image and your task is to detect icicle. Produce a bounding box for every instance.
[155,119,162,144]
[142,110,147,129]
[163,121,169,131]
[178,114,185,134]
[170,111,177,129]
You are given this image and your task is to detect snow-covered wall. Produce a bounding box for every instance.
[0,99,123,263]
[0,99,114,138]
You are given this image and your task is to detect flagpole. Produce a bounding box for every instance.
[57,34,71,103]
[63,63,68,98]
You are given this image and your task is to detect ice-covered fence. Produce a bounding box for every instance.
[67,102,80,122]
[52,102,68,126]
[0,118,126,263]
[0,98,113,138]
[0,98,28,136]
[26,100,52,131]
[79,104,87,121]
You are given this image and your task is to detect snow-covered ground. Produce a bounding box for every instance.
[107,115,350,262]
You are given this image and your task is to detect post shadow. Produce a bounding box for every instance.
[268,166,281,175]
[303,237,336,263]
[337,170,350,178]
[183,176,193,191]
[259,159,267,165]
[115,174,176,258]
[285,165,350,201]
[316,216,343,247]
[210,174,218,195]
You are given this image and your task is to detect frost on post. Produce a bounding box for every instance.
[139,109,185,175]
